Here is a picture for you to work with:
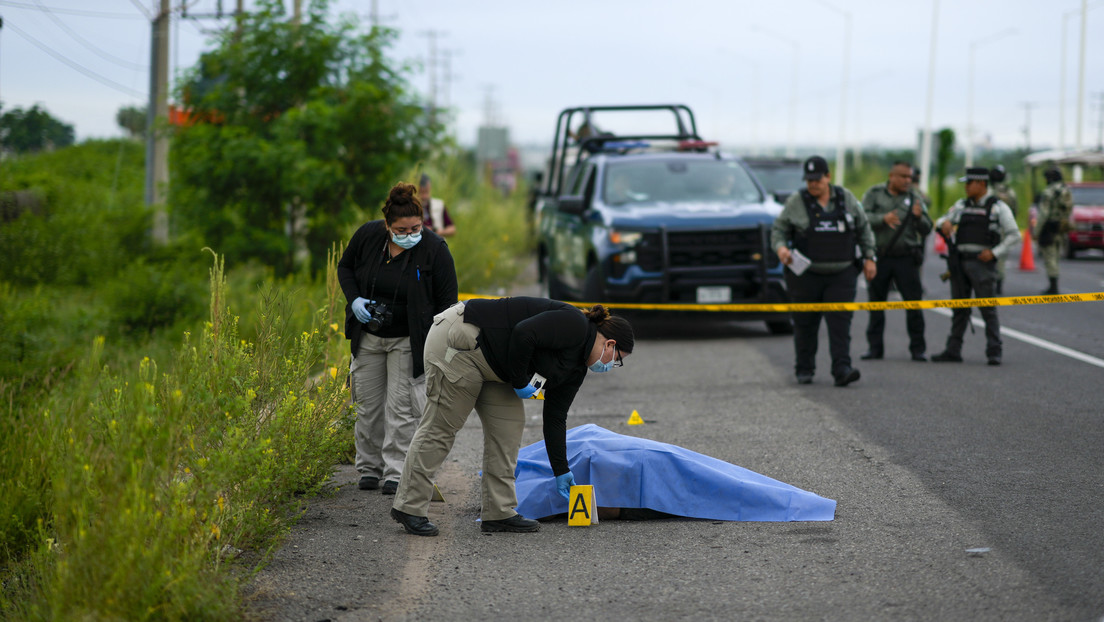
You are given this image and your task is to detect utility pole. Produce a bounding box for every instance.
[1020,102,1036,152]
[145,0,170,244]
[918,0,939,191]
[420,30,446,125]
[1076,0,1088,149]
[1095,92,1104,150]
[292,0,302,26]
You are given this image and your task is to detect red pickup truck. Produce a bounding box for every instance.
[1066,182,1104,258]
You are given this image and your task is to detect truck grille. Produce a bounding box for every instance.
[637,228,775,271]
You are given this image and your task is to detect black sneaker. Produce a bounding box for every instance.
[480,514,540,533]
[796,373,813,385]
[911,353,927,362]
[358,476,379,491]
[381,480,398,495]
[390,508,438,536]
[931,351,963,363]
[833,367,861,387]
[860,351,883,360]
[987,357,1002,366]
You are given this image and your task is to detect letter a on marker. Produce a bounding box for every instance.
[568,485,598,526]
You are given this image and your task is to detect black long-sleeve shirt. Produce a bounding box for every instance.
[336,220,457,377]
[463,297,597,476]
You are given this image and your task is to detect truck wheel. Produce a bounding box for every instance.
[767,319,794,335]
[583,264,605,303]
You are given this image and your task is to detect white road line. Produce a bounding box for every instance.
[931,308,1104,369]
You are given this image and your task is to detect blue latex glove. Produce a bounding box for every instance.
[513,384,538,399]
[351,297,374,324]
[555,471,576,500]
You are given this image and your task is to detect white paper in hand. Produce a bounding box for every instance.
[528,372,547,399]
[787,248,811,276]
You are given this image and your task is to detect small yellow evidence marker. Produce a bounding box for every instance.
[627,409,644,425]
[568,485,599,527]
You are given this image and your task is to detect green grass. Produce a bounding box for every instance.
[1,142,534,620]
[1,252,352,621]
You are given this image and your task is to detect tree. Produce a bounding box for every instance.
[170,0,443,274]
[116,105,147,139]
[935,128,956,212]
[0,104,75,153]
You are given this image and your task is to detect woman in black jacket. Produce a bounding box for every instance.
[337,182,458,496]
[389,296,634,536]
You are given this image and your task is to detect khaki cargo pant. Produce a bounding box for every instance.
[393,302,527,521]
[350,333,427,483]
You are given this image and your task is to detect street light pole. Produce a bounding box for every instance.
[817,1,851,186]
[965,27,1016,167]
[1060,9,1075,150]
[752,25,799,158]
[1076,0,1088,150]
[919,0,939,191]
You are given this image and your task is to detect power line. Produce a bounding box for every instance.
[32,0,147,70]
[0,1,146,19]
[128,0,153,20]
[5,21,146,99]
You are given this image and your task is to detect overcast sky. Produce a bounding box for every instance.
[2,0,1103,155]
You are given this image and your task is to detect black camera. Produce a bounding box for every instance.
[365,302,393,332]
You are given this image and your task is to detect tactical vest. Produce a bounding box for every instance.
[955,196,1001,247]
[795,186,856,262]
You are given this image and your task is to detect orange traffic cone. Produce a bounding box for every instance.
[1019,228,1035,271]
[933,232,947,254]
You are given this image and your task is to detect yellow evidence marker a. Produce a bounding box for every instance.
[431,483,445,502]
[627,409,644,425]
[568,485,599,526]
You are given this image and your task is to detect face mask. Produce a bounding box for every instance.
[391,231,422,249]
[589,343,615,373]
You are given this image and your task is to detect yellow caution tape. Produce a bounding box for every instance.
[458,291,1104,313]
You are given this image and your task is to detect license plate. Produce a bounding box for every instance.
[696,286,731,304]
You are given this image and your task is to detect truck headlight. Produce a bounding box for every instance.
[609,231,643,246]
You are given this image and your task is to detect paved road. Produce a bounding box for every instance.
[246,245,1104,622]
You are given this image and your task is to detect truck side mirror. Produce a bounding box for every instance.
[558,195,586,215]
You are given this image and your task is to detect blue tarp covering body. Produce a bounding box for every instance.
[515,424,836,521]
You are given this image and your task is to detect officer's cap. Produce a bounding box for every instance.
[1043,167,1063,183]
[989,164,1007,183]
[802,155,830,181]
[958,167,990,182]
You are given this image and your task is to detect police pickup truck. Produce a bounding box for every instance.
[534,104,791,333]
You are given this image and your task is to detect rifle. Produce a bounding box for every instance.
[936,227,960,283]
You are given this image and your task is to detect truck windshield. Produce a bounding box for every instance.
[744,163,804,196]
[1070,187,1104,206]
[602,160,763,205]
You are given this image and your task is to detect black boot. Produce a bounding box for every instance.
[1041,277,1058,295]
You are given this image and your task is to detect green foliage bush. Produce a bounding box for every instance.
[1,254,352,621]
[103,243,209,335]
[0,139,148,286]
[409,154,534,295]
[172,0,442,275]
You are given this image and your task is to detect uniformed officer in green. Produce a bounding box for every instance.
[931,167,1020,366]
[772,155,877,386]
[989,165,1019,294]
[860,161,932,361]
[1030,167,1073,295]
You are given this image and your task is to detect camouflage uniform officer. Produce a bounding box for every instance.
[989,165,1019,295]
[860,161,933,361]
[772,156,877,387]
[932,167,1020,366]
[1031,167,1073,295]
